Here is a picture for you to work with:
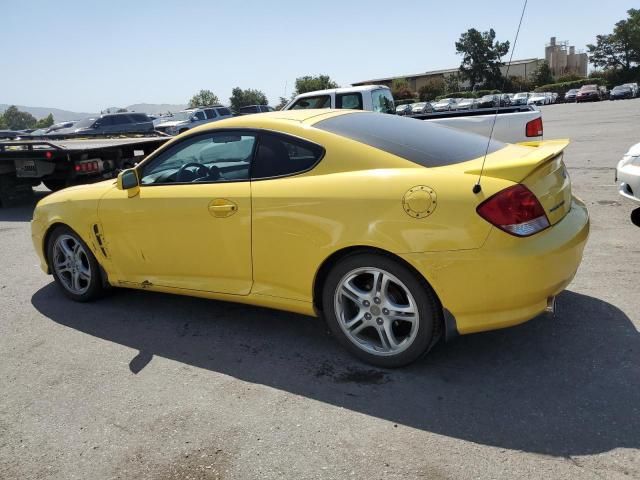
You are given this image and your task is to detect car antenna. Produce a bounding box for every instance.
[473,0,528,194]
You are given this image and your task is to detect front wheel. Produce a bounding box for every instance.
[322,253,441,368]
[47,226,105,302]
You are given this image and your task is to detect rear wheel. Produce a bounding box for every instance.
[47,226,104,302]
[322,253,440,368]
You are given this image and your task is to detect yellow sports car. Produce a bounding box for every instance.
[31,110,589,367]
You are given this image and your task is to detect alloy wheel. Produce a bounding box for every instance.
[334,267,419,357]
[52,234,92,295]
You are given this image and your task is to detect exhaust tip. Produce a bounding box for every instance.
[545,296,557,314]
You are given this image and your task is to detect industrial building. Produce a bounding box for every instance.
[352,58,545,91]
[352,36,588,90]
[545,37,588,77]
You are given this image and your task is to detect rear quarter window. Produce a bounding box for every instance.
[314,112,505,167]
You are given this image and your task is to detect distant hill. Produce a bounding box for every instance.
[0,102,188,122]
[125,103,188,114]
[0,104,96,122]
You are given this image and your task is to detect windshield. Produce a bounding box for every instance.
[613,86,629,91]
[514,93,527,98]
[74,117,97,128]
[413,103,425,108]
[165,111,193,122]
[437,99,452,104]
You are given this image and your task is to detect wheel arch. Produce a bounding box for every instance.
[42,222,109,287]
[312,245,442,312]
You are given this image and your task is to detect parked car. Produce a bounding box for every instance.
[616,142,640,205]
[622,83,639,97]
[154,106,232,135]
[284,85,395,113]
[527,93,548,106]
[610,85,634,100]
[286,85,543,143]
[55,113,154,135]
[499,94,513,106]
[512,92,530,105]
[433,98,457,112]
[395,104,413,116]
[564,89,579,102]
[238,105,275,115]
[410,102,434,114]
[455,98,479,110]
[576,85,601,103]
[31,109,588,367]
[478,94,499,108]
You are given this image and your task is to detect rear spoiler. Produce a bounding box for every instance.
[465,139,570,183]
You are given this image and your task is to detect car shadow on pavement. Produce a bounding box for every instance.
[32,285,639,458]
[0,191,48,222]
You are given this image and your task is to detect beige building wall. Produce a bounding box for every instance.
[545,37,588,77]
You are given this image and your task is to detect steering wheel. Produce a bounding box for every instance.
[175,162,209,182]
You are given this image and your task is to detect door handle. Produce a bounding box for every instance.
[208,199,238,218]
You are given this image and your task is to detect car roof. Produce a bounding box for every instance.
[294,85,388,98]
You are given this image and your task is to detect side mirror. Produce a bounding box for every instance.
[117,168,140,196]
[191,116,198,122]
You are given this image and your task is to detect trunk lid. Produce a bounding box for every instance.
[466,139,572,225]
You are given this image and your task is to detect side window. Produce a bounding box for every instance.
[193,111,206,121]
[95,116,113,127]
[240,106,258,114]
[252,133,324,179]
[216,107,232,116]
[128,114,148,123]
[111,115,132,125]
[371,89,395,114]
[336,93,363,110]
[204,109,217,119]
[140,132,256,185]
[290,95,331,110]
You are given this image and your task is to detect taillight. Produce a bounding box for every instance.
[477,184,550,237]
[526,117,543,137]
[74,160,100,173]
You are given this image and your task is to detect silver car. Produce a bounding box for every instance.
[155,106,233,135]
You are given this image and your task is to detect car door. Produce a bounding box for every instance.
[98,131,256,294]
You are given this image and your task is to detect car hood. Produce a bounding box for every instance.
[155,120,187,128]
[625,142,640,157]
[37,179,116,208]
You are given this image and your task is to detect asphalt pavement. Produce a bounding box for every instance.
[1,99,639,479]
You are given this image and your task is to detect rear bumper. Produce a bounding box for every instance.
[401,197,589,335]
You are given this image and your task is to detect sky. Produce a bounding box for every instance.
[0,0,635,113]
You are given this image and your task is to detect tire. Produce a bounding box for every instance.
[47,225,104,302]
[43,179,68,191]
[322,252,441,368]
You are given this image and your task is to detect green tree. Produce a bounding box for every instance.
[391,78,414,100]
[275,96,289,110]
[455,28,510,89]
[294,75,339,95]
[35,113,55,128]
[444,72,461,93]
[532,61,554,87]
[418,78,445,101]
[0,114,7,129]
[188,89,220,108]
[229,87,268,112]
[2,105,37,130]
[588,9,640,72]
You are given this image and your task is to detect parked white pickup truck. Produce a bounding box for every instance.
[283,85,543,144]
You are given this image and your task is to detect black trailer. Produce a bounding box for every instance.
[0,134,170,206]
